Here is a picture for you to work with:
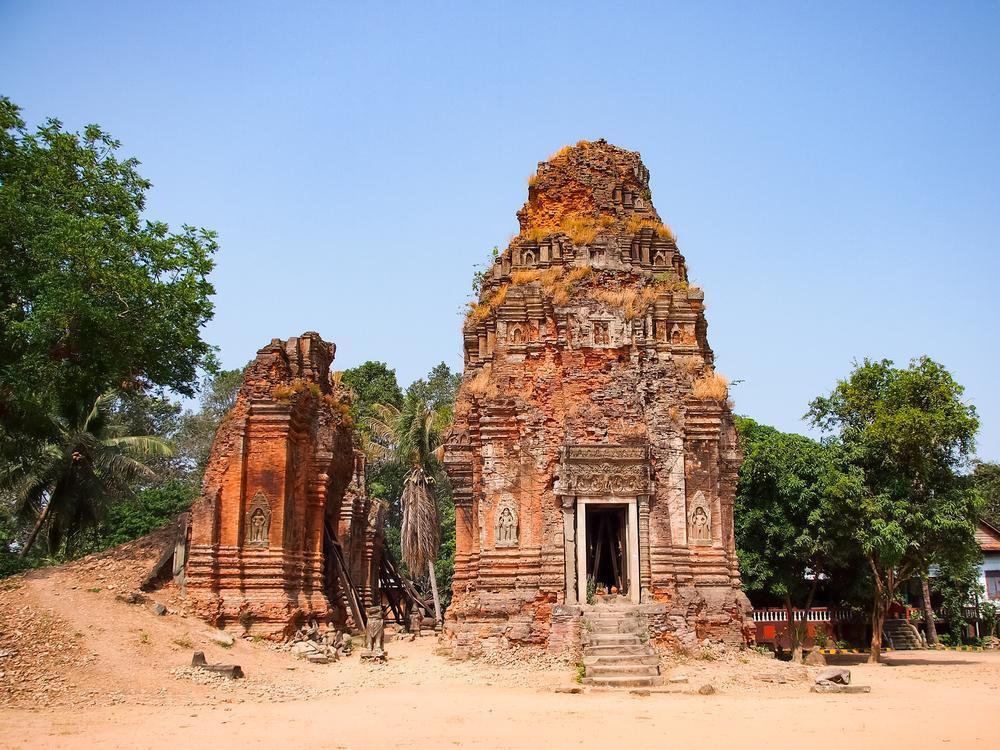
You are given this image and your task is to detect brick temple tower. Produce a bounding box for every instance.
[444,141,753,655]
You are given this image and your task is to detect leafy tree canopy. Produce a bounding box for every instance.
[808,356,981,661]
[735,417,858,601]
[0,97,218,455]
[340,361,403,431]
[972,461,1000,528]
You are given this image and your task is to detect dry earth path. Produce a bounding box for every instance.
[2,541,998,749]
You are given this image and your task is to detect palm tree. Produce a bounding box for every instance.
[366,394,445,622]
[1,392,172,558]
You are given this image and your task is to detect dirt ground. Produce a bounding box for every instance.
[2,542,999,749]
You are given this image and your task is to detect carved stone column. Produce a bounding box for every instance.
[560,496,577,604]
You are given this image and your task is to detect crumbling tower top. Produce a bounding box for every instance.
[517,139,666,240]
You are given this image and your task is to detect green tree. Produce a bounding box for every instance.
[735,417,858,661]
[0,97,218,459]
[340,361,403,431]
[972,461,1000,528]
[365,393,445,621]
[97,480,197,550]
[931,557,983,644]
[407,362,462,420]
[808,357,981,663]
[1,392,172,558]
[172,367,245,483]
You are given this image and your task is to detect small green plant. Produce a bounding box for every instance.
[697,647,716,661]
[813,630,829,648]
[251,635,266,645]
[752,645,772,657]
[217,639,233,650]
[586,576,597,605]
[138,630,150,645]
[574,660,586,684]
[87,587,102,593]
[172,636,193,649]
[343,636,354,654]
[835,639,850,650]
[581,619,593,633]
[938,633,954,646]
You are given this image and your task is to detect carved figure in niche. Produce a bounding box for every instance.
[688,491,712,546]
[653,250,666,266]
[509,324,526,345]
[523,249,535,265]
[494,496,519,547]
[244,491,271,547]
[670,325,683,344]
[593,321,610,345]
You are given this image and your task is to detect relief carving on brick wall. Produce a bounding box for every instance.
[494,495,519,547]
[687,490,711,546]
[245,490,271,548]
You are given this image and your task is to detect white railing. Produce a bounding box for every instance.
[752,607,855,623]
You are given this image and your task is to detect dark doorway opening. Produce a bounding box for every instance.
[585,505,628,595]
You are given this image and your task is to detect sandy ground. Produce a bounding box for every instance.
[2,542,999,749]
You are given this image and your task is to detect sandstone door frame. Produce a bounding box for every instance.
[574,496,640,605]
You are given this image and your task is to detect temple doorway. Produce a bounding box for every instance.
[585,505,628,595]
[573,497,640,604]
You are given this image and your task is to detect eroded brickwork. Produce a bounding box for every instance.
[444,141,753,655]
[186,332,381,636]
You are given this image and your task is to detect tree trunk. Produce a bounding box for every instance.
[870,597,886,664]
[428,560,442,625]
[785,595,803,663]
[18,502,52,558]
[921,575,938,646]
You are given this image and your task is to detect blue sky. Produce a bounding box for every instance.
[3,2,999,460]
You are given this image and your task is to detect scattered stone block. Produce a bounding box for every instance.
[811,684,870,694]
[815,668,850,685]
[554,687,583,694]
[190,651,244,679]
[698,684,716,695]
[151,603,167,616]
[668,674,689,684]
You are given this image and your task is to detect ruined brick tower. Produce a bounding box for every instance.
[185,332,383,636]
[444,141,753,654]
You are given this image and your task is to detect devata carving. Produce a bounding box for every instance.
[444,141,753,656]
[494,496,519,547]
[245,491,271,547]
[688,490,712,546]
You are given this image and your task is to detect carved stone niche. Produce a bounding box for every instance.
[494,495,519,547]
[245,490,271,548]
[555,444,650,497]
[687,490,712,546]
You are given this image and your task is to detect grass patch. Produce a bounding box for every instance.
[626,215,675,242]
[466,365,492,397]
[172,635,194,649]
[138,630,150,645]
[691,370,729,401]
[466,283,509,325]
[574,660,586,683]
[86,587,102,593]
[591,286,660,321]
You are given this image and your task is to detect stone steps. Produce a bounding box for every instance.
[581,674,664,688]
[580,605,661,689]
[883,620,923,650]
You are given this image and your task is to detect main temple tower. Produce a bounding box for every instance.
[444,141,753,655]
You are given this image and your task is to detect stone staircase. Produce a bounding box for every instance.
[883,619,923,650]
[580,603,662,688]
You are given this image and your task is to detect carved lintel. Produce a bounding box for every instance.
[556,444,650,497]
